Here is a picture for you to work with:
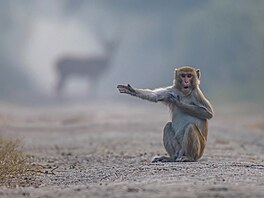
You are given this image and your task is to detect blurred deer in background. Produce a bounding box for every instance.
[55,31,120,98]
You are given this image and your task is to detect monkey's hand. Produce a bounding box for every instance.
[168,93,183,107]
[117,84,137,96]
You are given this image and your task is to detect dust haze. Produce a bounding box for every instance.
[1,1,264,197]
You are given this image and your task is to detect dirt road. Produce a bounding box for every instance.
[0,101,263,197]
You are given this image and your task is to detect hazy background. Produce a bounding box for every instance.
[0,0,264,104]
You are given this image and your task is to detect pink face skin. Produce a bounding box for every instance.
[180,73,193,90]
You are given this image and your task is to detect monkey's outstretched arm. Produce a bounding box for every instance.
[117,84,171,103]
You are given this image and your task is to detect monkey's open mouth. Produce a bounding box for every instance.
[184,86,189,89]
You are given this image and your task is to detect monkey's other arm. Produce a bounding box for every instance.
[117,84,171,103]
[169,93,213,120]
[179,103,213,120]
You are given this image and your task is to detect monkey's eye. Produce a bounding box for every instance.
[181,74,186,78]
[187,74,192,78]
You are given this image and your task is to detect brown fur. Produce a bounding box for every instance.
[117,66,213,162]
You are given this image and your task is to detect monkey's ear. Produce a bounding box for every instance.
[196,69,201,79]
[174,68,178,76]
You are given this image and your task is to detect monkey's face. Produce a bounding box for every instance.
[174,66,200,95]
[181,73,193,88]
[178,73,194,94]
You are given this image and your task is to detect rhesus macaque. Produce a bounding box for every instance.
[117,66,213,162]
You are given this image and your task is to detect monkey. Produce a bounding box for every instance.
[117,66,213,162]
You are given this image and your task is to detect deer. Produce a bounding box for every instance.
[55,34,119,98]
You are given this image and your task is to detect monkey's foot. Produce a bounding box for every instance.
[151,155,174,163]
[176,156,196,162]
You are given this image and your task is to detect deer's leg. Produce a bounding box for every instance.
[56,74,67,97]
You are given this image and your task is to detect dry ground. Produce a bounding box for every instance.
[0,100,263,197]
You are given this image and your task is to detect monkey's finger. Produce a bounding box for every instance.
[117,84,127,89]
[117,85,130,92]
[168,93,175,97]
[127,84,136,93]
[118,88,130,94]
[177,95,181,102]
[117,88,126,92]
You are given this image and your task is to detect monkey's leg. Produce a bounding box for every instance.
[152,122,179,163]
[177,124,206,162]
